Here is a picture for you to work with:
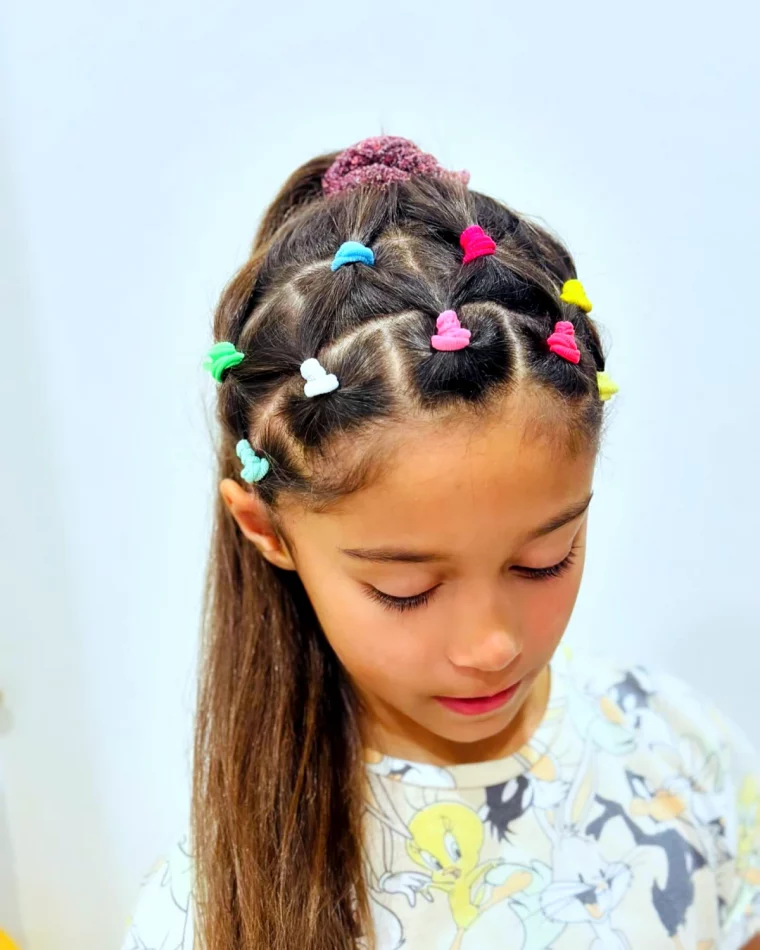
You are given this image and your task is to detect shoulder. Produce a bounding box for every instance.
[559,649,757,771]
[559,653,760,948]
[121,836,194,950]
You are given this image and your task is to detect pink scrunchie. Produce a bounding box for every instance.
[546,321,581,364]
[431,310,471,351]
[460,225,497,264]
[322,136,470,197]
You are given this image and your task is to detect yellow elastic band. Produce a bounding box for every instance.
[597,371,619,401]
[560,279,593,313]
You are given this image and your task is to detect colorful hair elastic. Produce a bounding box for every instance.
[547,321,581,364]
[236,439,270,483]
[300,357,339,397]
[596,371,619,401]
[560,279,593,313]
[460,225,496,264]
[431,310,471,351]
[203,341,245,382]
[331,241,375,271]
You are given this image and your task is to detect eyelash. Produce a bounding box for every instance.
[365,586,438,613]
[366,548,579,613]
[515,547,579,581]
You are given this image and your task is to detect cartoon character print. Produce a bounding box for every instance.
[367,753,457,790]
[604,668,735,869]
[587,769,712,949]
[606,667,676,750]
[404,800,533,949]
[364,757,560,950]
[121,837,194,950]
[538,740,633,950]
[362,754,464,948]
[564,660,638,756]
[362,765,419,949]
[661,734,734,868]
[479,745,569,949]
[567,658,679,758]
[610,669,654,721]
[361,661,760,949]
[486,743,569,834]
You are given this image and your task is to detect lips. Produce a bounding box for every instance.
[440,682,520,701]
[434,680,522,717]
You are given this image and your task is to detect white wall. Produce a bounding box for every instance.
[1,1,757,946]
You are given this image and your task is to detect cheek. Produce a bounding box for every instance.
[336,626,427,697]
[297,565,429,690]
[516,567,585,655]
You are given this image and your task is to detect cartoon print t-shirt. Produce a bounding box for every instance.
[121,652,760,950]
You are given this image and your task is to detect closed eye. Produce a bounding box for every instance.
[511,547,578,580]
[364,585,439,613]
[363,544,579,612]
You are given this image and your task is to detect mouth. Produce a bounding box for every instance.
[434,680,522,717]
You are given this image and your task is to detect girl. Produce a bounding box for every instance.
[122,136,760,950]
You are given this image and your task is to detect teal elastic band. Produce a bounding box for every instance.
[236,440,270,483]
[331,241,375,271]
[203,341,245,382]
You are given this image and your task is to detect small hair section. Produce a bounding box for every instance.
[236,439,270,483]
[597,371,619,401]
[330,241,375,272]
[203,341,245,382]
[300,357,340,397]
[547,321,581,364]
[460,225,497,264]
[430,310,471,351]
[560,278,593,313]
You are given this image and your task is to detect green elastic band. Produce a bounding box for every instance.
[203,341,245,382]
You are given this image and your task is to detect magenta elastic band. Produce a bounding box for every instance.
[546,321,581,364]
[460,225,496,264]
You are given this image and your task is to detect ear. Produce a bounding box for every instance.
[219,478,296,571]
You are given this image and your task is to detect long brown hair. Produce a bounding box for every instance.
[192,142,608,949]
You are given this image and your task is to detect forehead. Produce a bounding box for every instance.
[284,402,596,553]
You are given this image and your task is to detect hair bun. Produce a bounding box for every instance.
[322,135,470,197]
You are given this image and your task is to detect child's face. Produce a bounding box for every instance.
[272,404,596,765]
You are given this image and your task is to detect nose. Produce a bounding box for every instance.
[446,595,520,673]
[448,629,519,672]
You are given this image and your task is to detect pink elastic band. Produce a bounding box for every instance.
[460,225,496,264]
[431,310,471,351]
[546,321,581,364]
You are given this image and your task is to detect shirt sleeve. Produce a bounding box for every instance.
[120,837,194,950]
[714,710,760,950]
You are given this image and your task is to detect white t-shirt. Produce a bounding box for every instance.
[122,652,760,949]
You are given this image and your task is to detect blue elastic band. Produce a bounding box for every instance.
[330,241,375,271]
[236,440,270,483]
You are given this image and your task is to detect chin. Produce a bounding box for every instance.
[429,677,534,743]
[434,714,519,746]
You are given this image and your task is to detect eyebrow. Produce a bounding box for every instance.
[339,492,594,563]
